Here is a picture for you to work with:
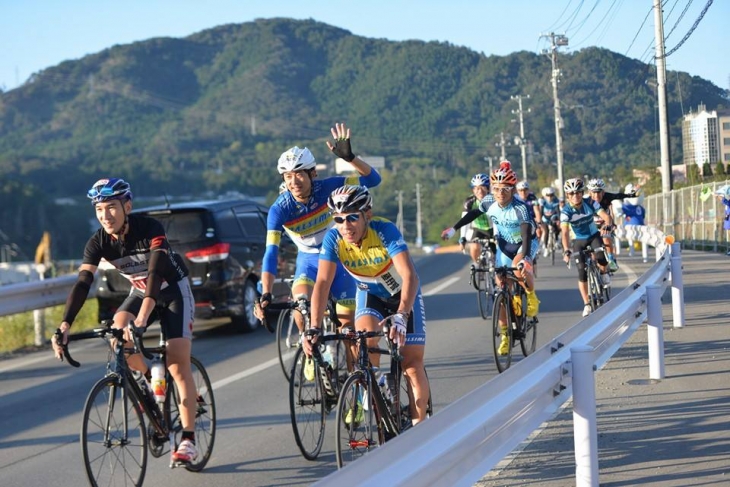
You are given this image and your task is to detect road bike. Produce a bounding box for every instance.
[469,237,496,319]
[55,321,216,487]
[491,266,538,373]
[335,319,433,469]
[544,219,561,265]
[263,296,348,460]
[576,245,611,314]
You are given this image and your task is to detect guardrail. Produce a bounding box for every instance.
[313,226,682,487]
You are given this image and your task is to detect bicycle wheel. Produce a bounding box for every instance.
[587,265,602,312]
[491,291,513,373]
[166,356,216,472]
[277,308,300,382]
[519,299,537,357]
[81,376,147,487]
[475,268,490,320]
[396,366,433,433]
[289,347,326,460]
[336,371,382,469]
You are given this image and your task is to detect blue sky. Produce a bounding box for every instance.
[1,0,727,92]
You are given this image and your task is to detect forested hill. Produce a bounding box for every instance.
[0,18,727,258]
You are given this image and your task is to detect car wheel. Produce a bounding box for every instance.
[230,279,260,333]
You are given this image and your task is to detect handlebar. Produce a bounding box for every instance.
[54,320,150,368]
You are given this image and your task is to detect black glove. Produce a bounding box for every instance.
[563,250,572,257]
[601,224,615,232]
[458,237,467,245]
[330,138,355,162]
[259,292,273,307]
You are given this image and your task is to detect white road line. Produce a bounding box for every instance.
[424,276,460,296]
[0,341,98,374]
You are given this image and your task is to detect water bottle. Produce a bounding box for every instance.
[378,373,391,403]
[321,330,334,366]
[133,370,156,408]
[150,358,166,404]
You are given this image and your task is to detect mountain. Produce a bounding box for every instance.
[0,18,727,258]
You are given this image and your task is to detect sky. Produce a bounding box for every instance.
[1,0,728,93]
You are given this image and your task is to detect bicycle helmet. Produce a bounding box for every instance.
[277,146,316,174]
[541,187,556,197]
[587,178,606,192]
[327,185,373,214]
[715,184,730,198]
[470,173,489,188]
[516,181,530,191]
[87,178,133,204]
[564,178,585,193]
[490,160,518,186]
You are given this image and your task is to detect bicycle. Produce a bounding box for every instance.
[468,237,496,319]
[263,296,348,460]
[544,219,561,266]
[574,245,611,314]
[491,266,538,373]
[335,318,433,469]
[266,290,343,383]
[55,320,216,487]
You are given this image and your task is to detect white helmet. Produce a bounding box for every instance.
[541,187,555,197]
[587,178,605,191]
[277,146,316,174]
[624,183,636,194]
[516,181,530,191]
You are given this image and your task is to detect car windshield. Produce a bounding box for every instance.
[145,211,207,243]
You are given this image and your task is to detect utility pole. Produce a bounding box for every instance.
[541,32,568,196]
[484,156,493,174]
[415,183,422,248]
[511,94,531,181]
[496,132,509,160]
[653,0,673,195]
[395,190,405,235]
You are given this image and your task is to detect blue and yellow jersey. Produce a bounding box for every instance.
[319,217,410,299]
[560,199,602,239]
[262,171,381,275]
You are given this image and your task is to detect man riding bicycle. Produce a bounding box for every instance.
[306,185,430,425]
[458,173,497,267]
[538,186,561,256]
[254,123,382,368]
[51,178,199,464]
[561,178,614,317]
[586,178,635,271]
[441,161,540,354]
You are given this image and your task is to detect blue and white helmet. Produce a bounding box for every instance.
[470,173,489,188]
[277,146,316,174]
[87,178,132,204]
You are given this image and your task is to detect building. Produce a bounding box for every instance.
[719,109,730,168]
[681,104,721,169]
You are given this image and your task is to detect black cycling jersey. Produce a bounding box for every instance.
[82,214,188,292]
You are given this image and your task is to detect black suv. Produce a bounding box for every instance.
[95,199,297,333]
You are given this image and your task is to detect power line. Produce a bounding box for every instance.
[664,0,696,41]
[661,0,713,58]
[624,5,655,56]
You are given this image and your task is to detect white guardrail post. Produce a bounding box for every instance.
[670,242,685,328]
[571,345,599,487]
[646,284,665,380]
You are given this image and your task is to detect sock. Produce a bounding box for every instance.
[181,431,196,444]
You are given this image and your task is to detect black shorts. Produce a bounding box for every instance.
[118,278,195,340]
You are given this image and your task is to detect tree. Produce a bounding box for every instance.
[701,161,713,178]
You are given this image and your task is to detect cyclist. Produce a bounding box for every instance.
[560,178,614,317]
[51,178,199,464]
[441,161,540,354]
[306,185,430,425]
[515,181,543,240]
[586,178,635,271]
[254,123,381,373]
[538,187,561,257]
[458,173,496,267]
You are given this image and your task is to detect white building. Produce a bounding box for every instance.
[682,104,721,169]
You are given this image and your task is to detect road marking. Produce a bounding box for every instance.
[424,276,460,296]
[0,340,98,374]
[621,262,638,283]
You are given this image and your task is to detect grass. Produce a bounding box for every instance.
[0,300,100,355]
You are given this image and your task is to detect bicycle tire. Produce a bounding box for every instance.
[277,308,300,382]
[492,291,513,373]
[289,347,326,460]
[476,268,490,320]
[587,264,602,312]
[166,356,217,472]
[81,376,147,487]
[397,366,433,432]
[335,371,382,469]
[518,290,537,356]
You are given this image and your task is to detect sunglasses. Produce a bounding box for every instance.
[567,191,584,196]
[492,187,512,194]
[333,213,361,224]
[87,186,118,199]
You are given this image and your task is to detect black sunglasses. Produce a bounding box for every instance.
[567,191,584,196]
[333,213,361,224]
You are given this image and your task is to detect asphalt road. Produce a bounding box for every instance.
[0,251,652,487]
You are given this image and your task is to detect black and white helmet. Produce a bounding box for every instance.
[327,185,373,214]
[587,178,606,191]
[564,178,585,193]
[277,146,316,174]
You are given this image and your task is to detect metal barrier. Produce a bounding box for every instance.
[313,227,682,487]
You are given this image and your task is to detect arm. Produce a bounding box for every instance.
[327,122,381,186]
[135,249,168,328]
[54,263,97,359]
[391,252,419,316]
[561,223,572,256]
[310,259,338,330]
[597,208,613,228]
